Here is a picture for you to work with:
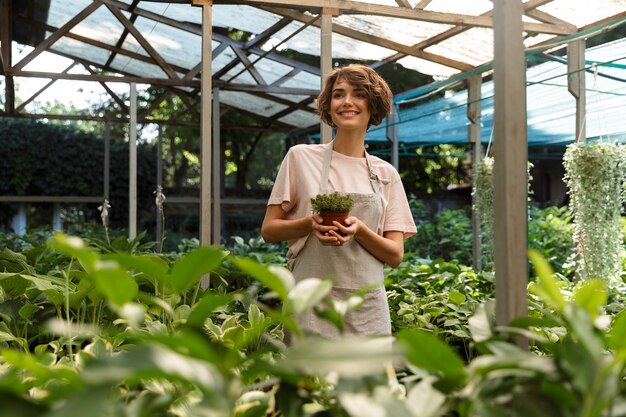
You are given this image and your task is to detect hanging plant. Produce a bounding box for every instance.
[473,157,494,268]
[472,157,534,271]
[563,142,626,281]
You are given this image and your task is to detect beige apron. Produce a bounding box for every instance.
[290,141,391,338]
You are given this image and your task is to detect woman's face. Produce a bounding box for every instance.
[329,78,370,131]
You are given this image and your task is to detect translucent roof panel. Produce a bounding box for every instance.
[8,0,626,133]
[365,37,626,146]
[220,91,289,118]
[278,110,320,127]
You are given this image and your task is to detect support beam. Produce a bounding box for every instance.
[196,1,213,287]
[467,74,483,271]
[212,88,221,245]
[210,0,573,34]
[12,1,102,71]
[567,40,586,143]
[156,125,163,245]
[129,83,138,239]
[386,104,399,170]
[104,120,111,202]
[493,0,528,336]
[320,8,335,144]
[1,0,14,115]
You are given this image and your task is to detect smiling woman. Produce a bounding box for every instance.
[261,64,416,340]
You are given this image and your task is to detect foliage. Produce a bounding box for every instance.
[472,156,494,268]
[2,228,626,416]
[310,192,354,213]
[405,197,473,265]
[563,141,626,281]
[527,205,576,278]
[386,258,495,362]
[0,117,157,230]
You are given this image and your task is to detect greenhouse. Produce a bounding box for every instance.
[1,0,626,415]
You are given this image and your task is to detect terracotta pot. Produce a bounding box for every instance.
[320,211,349,235]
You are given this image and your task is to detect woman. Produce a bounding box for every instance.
[262,64,416,338]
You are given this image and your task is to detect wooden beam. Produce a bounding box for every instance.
[81,61,130,112]
[492,0,528,335]
[373,0,559,68]
[104,0,141,69]
[213,81,319,95]
[230,46,268,85]
[14,16,193,76]
[1,0,14,115]
[263,6,473,71]
[414,0,432,9]
[199,2,213,258]
[129,82,138,239]
[467,74,482,271]
[12,70,199,87]
[14,62,79,113]
[211,0,573,34]
[14,112,200,127]
[320,7,333,144]
[104,2,180,80]
[212,87,221,245]
[567,40,586,142]
[12,1,102,71]
[395,0,412,8]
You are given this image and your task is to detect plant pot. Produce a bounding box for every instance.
[320,211,349,236]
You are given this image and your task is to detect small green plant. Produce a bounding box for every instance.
[310,192,354,213]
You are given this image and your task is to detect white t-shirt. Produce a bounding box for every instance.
[267,143,416,261]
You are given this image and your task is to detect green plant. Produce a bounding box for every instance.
[310,192,354,213]
[472,156,494,268]
[563,141,626,281]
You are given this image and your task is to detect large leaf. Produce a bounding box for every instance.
[169,246,224,292]
[187,292,233,328]
[47,233,98,275]
[81,343,224,395]
[286,278,332,316]
[280,337,398,378]
[92,266,138,306]
[572,279,607,318]
[232,257,294,300]
[103,253,169,285]
[397,329,466,386]
[528,249,566,312]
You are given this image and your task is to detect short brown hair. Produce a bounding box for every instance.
[316,64,393,128]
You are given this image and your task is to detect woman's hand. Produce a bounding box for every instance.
[312,214,362,247]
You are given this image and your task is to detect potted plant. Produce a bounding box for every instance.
[310,192,354,231]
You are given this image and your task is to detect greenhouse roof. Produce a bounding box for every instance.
[2,0,626,133]
[365,36,626,147]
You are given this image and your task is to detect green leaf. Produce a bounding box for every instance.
[397,329,466,385]
[572,279,607,318]
[187,293,233,327]
[528,249,566,312]
[0,391,47,417]
[232,257,293,300]
[609,310,626,351]
[47,233,98,275]
[92,267,138,306]
[103,253,169,284]
[169,246,224,293]
[81,343,224,394]
[18,304,41,320]
[448,290,466,305]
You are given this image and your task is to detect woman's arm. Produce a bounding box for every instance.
[261,205,312,243]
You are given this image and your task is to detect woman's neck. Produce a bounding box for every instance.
[332,130,366,158]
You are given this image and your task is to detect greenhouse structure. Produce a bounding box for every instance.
[2,1,626,415]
